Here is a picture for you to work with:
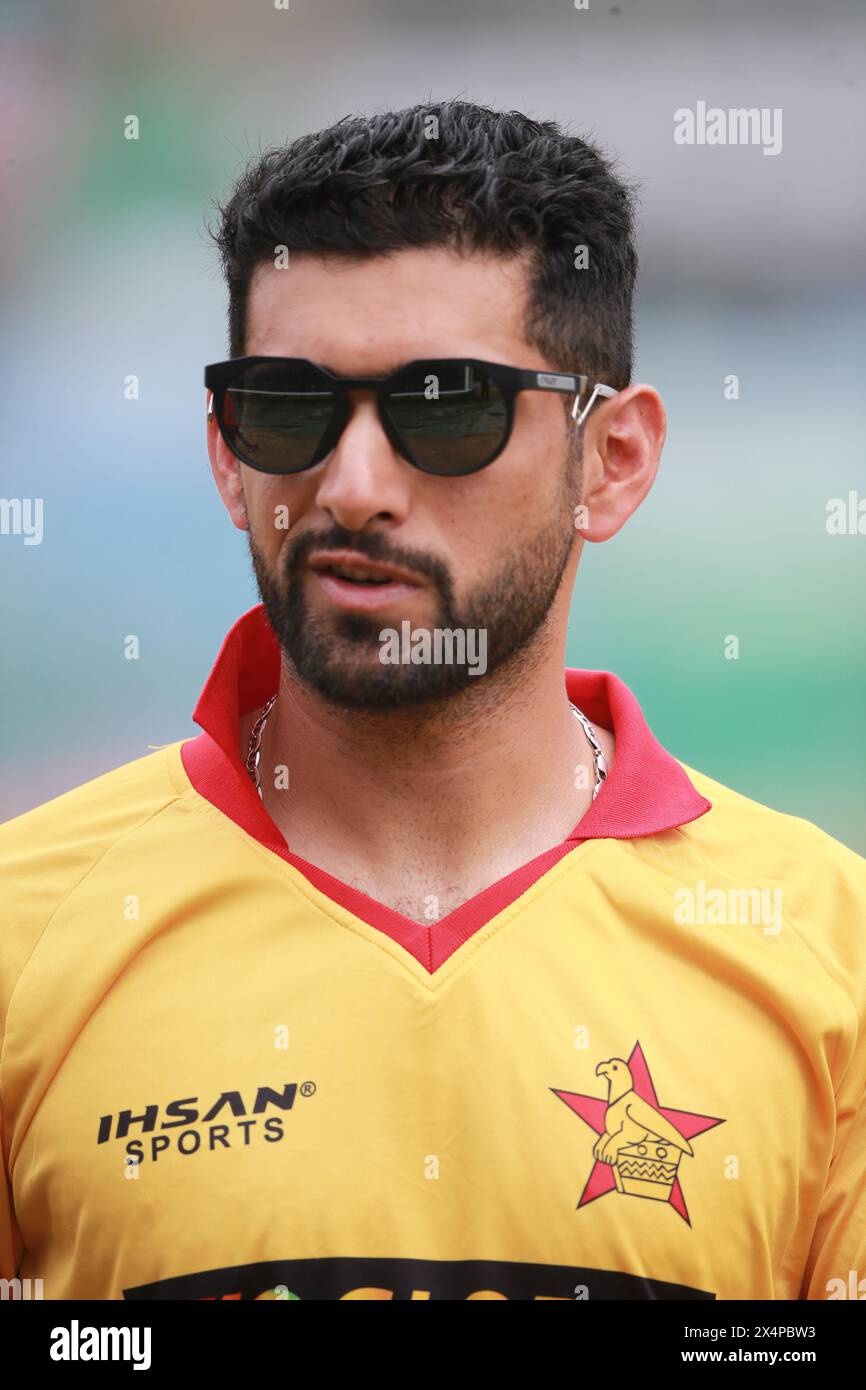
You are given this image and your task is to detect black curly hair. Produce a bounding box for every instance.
[211,99,639,395]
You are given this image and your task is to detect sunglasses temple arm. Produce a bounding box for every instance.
[572,382,618,427]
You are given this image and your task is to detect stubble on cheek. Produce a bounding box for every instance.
[243,426,581,710]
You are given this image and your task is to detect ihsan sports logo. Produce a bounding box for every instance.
[96,1081,315,1164]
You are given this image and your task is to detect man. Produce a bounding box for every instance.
[1,100,864,1303]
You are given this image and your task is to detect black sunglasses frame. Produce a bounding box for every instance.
[204,356,614,477]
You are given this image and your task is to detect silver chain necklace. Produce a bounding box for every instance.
[570,701,609,801]
[246,695,608,803]
[245,693,278,793]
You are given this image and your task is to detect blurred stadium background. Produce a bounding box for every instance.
[1,0,864,850]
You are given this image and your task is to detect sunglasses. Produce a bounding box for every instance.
[204,356,617,477]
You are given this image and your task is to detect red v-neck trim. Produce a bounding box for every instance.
[181,604,711,972]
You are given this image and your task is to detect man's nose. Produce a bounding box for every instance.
[313,391,414,530]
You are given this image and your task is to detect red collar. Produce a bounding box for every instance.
[181,604,711,972]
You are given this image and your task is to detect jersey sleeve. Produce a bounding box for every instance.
[798,830,866,1299]
[0,1093,23,1280]
[802,1050,866,1298]
[0,806,57,1285]
[0,750,183,1289]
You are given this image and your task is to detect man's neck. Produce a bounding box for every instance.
[242,658,615,924]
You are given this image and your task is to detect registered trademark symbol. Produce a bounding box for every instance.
[300,1081,316,1097]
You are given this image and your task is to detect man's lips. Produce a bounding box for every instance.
[307,549,426,612]
[308,550,424,586]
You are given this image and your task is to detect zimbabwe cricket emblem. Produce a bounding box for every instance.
[551,1040,725,1225]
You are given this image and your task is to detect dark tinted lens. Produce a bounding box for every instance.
[384,361,509,474]
[221,362,336,473]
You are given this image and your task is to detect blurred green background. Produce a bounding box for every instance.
[1,0,864,851]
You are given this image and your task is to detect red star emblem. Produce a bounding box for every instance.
[551,1040,725,1225]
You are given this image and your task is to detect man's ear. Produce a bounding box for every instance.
[206,391,249,532]
[576,383,666,543]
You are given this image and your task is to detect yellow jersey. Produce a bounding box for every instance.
[1,604,864,1300]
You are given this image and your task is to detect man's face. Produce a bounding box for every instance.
[223,247,581,710]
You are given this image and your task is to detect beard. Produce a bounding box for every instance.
[248,443,581,713]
